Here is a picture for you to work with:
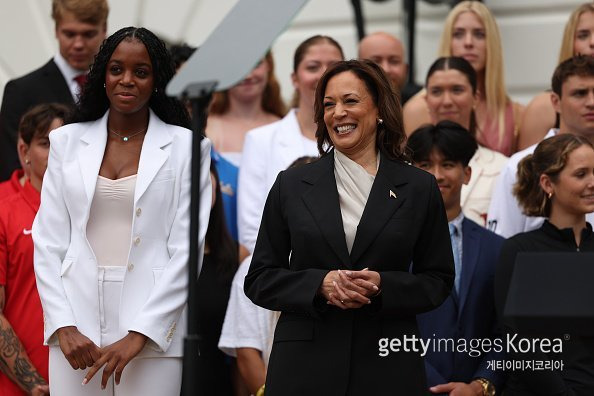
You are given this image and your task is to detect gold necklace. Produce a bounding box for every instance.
[108,126,147,142]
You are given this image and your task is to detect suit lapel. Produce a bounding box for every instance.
[134,110,171,203]
[302,153,351,268]
[349,155,408,265]
[458,218,479,320]
[78,114,108,203]
[44,60,75,104]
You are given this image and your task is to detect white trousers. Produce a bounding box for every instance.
[49,266,182,396]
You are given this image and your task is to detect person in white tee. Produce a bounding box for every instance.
[487,56,594,237]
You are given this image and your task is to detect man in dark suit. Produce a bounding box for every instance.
[0,0,108,181]
[408,121,505,396]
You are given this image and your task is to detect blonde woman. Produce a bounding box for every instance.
[403,0,524,157]
[519,2,594,150]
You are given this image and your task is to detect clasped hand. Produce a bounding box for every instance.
[57,326,147,389]
[319,268,381,309]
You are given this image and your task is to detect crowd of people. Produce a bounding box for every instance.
[1,0,594,395]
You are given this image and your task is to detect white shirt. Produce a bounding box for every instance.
[218,256,277,366]
[487,129,594,237]
[461,145,509,226]
[53,53,86,101]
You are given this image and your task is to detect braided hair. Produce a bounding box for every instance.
[71,26,191,129]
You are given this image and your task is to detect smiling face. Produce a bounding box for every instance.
[415,148,471,214]
[323,71,379,158]
[574,11,594,57]
[105,39,154,116]
[543,144,594,219]
[450,11,487,72]
[425,69,477,129]
[229,57,270,103]
[55,10,106,71]
[292,42,343,110]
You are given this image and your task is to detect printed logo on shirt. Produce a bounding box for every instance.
[22,229,32,235]
[220,182,235,197]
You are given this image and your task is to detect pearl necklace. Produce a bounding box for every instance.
[108,126,147,142]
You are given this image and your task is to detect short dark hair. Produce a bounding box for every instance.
[407,121,478,166]
[18,103,71,145]
[551,55,594,97]
[71,27,191,129]
[314,59,408,162]
[168,43,196,70]
[288,156,318,169]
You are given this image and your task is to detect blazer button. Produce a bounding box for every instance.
[136,208,142,217]
[134,237,141,246]
[128,263,134,271]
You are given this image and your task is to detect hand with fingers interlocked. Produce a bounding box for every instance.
[319,268,381,309]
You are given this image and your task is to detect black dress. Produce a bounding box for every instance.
[495,220,594,395]
[196,253,235,395]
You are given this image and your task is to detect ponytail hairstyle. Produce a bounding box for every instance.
[514,134,594,217]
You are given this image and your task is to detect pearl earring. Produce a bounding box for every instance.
[377,118,383,125]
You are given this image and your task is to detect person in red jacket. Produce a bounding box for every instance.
[0,103,69,395]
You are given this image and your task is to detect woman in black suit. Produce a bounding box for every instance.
[495,134,594,395]
[244,59,454,395]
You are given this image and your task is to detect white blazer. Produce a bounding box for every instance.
[33,110,211,358]
[237,109,319,253]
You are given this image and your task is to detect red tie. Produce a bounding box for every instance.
[74,74,87,91]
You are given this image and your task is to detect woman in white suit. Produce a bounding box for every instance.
[32,27,211,395]
[238,35,344,253]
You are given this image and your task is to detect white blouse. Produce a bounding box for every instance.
[334,150,377,253]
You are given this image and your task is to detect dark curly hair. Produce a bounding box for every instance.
[71,26,191,129]
[314,59,408,162]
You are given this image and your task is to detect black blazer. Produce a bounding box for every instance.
[0,59,74,181]
[244,151,454,396]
